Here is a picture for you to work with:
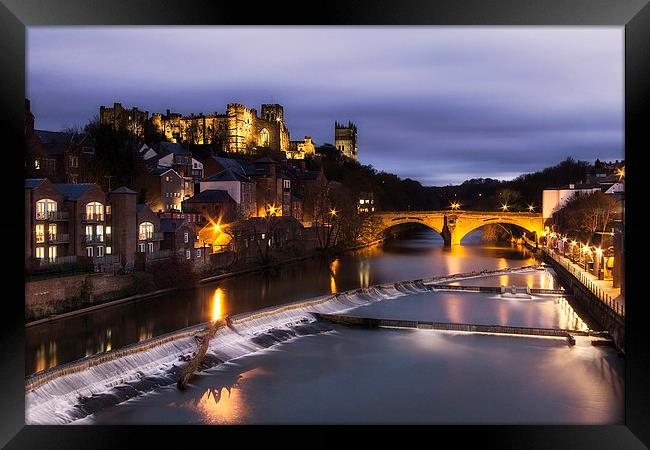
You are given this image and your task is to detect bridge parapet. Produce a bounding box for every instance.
[370,210,544,247]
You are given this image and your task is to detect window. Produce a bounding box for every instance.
[34,159,40,170]
[148,242,154,253]
[96,225,104,242]
[35,247,44,259]
[106,206,111,215]
[139,243,145,253]
[139,222,154,240]
[106,246,112,255]
[259,128,270,147]
[82,146,95,155]
[166,176,170,182]
[69,156,78,168]
[184,232,189,243]
[48,224,57,241]
[35,224,45,243]
[86,202,104,221]
[86,247,93,257]
[97,246,104,257]
[196,249,202,257]
[283,180,290,189]
[186,250,191,260]
[106,226,111,235]
[36,198,57,219]
[85,225,93,242]
[48,246,57,262]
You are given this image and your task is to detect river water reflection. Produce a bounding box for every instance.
[27,229,536,376]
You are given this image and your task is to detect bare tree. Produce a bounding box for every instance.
[553,191,622,241]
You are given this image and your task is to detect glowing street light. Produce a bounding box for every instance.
[450,202,460,210]
[501,203,509,212]
[616,166,625,180]
[527,204,535,212]
[329,208,338,217]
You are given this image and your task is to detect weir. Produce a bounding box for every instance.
[25,265,551,424]
[311,312,595,341]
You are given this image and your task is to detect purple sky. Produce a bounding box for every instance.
[26,27,624,186]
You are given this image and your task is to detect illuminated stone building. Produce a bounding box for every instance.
[149,103,291,156]
[287,136,316,160]
[335,121,358,161]
[99,102,149,138]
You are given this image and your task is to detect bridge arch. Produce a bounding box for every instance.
[369,211,543,247]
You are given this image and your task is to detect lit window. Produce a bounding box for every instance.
[148,242,154,253]
[35,247,44,259]
[86,247,93,257]
[35,224,45,243]
[34,159,41,170]
[48,246,57,262]
[106,206,111,215]
[48,223,57,241]
[184,232,189,243]
[106,226,111,235]
[86,202,104,221]
[106,246,112,255]
[96,225,104,242]
[139,222,154,240]
[186,250,191,260]
[139,243,145,253]
[36,199,57,220]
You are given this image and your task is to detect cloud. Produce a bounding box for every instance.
[27,26,623,186]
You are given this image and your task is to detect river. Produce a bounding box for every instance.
[26,228,536,376]
[26,227,625,424]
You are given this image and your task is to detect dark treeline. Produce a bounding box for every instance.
[81,118,595,214]
[315,144,593,212]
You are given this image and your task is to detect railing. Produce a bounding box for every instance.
[47,233,70,244]
[138,232,164,241]
[35,210,69,221]
[81,213,104,222]
[543,247,624,317]
[40,255,78,266]
[81,234,105,244]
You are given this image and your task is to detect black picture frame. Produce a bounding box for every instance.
[2,0,648,447]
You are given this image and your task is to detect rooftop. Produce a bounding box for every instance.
[184,189,236,204]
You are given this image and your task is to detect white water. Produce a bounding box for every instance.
[26,279,425,424]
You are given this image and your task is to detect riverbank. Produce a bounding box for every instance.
[25,238,385,326]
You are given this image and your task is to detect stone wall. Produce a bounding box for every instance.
[26,273,132,308]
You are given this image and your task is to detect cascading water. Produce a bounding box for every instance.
[26,266,545,424]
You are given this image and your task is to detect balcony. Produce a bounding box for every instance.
[81,213,105,223]
[82,234,106,244]
[47,233,70,244]
[35,210,69,221]
[139,232,164,241]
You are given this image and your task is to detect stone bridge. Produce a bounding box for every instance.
[370,211,544,247]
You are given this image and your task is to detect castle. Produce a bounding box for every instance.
[100,102,358,161]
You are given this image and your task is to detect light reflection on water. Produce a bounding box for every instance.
[27,228,540,376]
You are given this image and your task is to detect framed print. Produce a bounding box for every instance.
[2,0,649,447]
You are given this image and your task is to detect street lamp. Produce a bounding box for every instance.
[528,204,535,212]
[450,201,460,211]
[501,203,509,212]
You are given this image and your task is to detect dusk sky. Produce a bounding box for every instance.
[27,27,624,186]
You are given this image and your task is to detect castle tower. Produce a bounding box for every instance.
[335,121,358,161]
[261,104,284,123]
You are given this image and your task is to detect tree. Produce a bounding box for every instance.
[553,191,622,241]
